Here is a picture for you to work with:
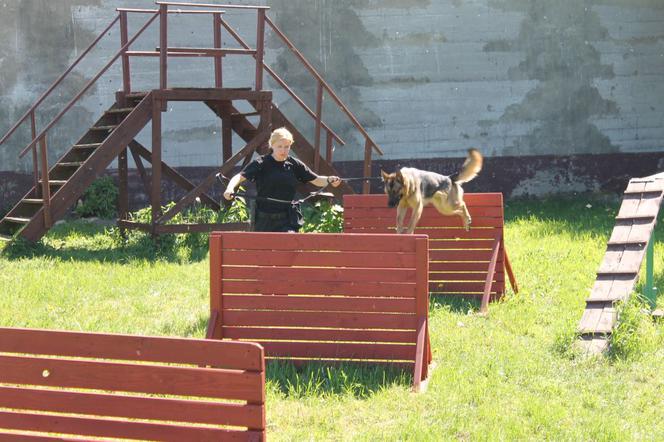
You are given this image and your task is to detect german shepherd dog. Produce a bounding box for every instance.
[381,149,483,234]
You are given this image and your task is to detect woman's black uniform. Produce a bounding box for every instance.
[240,153,317,232]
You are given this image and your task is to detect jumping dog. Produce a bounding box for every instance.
[381,149,483,234]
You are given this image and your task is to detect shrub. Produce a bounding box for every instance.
[302,200,344,233]
[75,177,118,219]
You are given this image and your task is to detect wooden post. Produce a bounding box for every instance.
[118,147,128,237]
[363,138,372,194]
[221,102,233,163]
[254,9,265,91]
[314,82,323,172]
[39,133,51,228]
[151,99,162,232]
[208,233,224,340]
[213,13,222,88]
[645,234,655,307]
[29,111,40,196]
[120,11,131,94]
[413,236,429,390]
[159,3,168,91]
[326,130,334,164]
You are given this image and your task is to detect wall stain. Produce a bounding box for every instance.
[0,0,100,172]
[485,0,620,155]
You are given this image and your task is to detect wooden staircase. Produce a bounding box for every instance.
[0,93,153,242]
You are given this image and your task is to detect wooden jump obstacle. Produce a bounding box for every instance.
[343,193,518,313]
[207,232,433,391]
[0,327,266,441]
[578,173,664,354]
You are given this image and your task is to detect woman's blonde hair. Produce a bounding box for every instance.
[269,127,294,147]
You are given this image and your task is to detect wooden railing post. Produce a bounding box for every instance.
[255,9,265,91]
[119,11,131,94]
[314,82,323,172]
[326,131,333,163]
[213,12,223,88]
[363,138,372,194]
[38,134,51,228]
[29,111,40,196]
[159,3,168,91]
[151,98,163,232]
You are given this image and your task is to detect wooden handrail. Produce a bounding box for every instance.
[218,18,345,146]
[264,15,384,156]
[0,15,120,146]
[18,12,159,158]
[117,8,226,14]
[155,1,269,10]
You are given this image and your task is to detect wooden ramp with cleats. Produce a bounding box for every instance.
[578,173,664,355]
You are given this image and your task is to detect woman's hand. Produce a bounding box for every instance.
[327,176,342,188]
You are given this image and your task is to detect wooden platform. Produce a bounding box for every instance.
[578,173,664,354]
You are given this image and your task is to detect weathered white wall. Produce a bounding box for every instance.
[0,0,662,171]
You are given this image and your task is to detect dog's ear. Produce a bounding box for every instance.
[380,169,390,182]
[395,170,404,183]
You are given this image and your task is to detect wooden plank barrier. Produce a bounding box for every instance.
[0,327,266,441]
[207,232,433,391]
[343,193,518,313]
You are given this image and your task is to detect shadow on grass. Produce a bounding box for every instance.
[1,221,210,264]
[266,360,411,398]
[430,294,481,314]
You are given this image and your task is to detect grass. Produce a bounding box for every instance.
[1,194,664,440]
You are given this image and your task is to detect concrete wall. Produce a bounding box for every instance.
[0,0,662,197]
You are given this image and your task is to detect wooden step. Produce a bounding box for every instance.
[56,161,84,167]
[4,216,30,224]
[39,180,67,186]
[23,199,45,204]
[105,107,135,114]
[90,125,118,131]
[0,233,12,242]
[232,111,261,118]
[73,143,102,149]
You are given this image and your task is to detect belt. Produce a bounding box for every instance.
[256,210,288,219]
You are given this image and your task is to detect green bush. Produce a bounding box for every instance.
[302,200,344,233]
[75,177,119,219]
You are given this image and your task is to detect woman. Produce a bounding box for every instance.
[223,127,342,232]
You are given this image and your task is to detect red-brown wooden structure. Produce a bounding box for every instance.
[578,173,664,354]
[342,193,518,313]
[0,1,383,243]
[207,231,433,392]
[0,326,266,440]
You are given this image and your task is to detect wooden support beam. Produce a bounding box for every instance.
[129,140,220,210]
[151,99,163,229]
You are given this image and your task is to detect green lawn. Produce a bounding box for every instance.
[1,194,663,441]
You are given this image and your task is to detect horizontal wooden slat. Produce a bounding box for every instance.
[344,216,503,229]
[429,249,496,261]
[429,272,504,282]
[0,386,263,428]
[260,342,415,361]
[0,410,257,442]
[215,232,424,252]
[221,249,417,268]
[343,205,504,219]
[221,326,417,343]
[0,327,262,371]
[222,311,416,330]
[344,193,504,207]
[0,355,263,402]
[597,246,646,274]
[222,266,416,283]
[223,294,416,313]
[222,280,416,298]
[429,261,499,272]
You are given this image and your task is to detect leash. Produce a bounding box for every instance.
[342,177,383,183]
[215,173,335,205]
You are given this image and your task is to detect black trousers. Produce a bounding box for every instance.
[254,209,300,232]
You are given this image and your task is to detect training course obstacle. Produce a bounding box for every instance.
[0,1,383,243]
[578,173,664,354]
[0,327,266,440]
[343,193,518,313]
[207,231,433,391]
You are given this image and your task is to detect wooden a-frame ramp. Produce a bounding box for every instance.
[578,172,664,355]
[0,2,383,243]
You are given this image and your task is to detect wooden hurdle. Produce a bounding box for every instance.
[0,327,266,441]
[207,232,433,391]
[343,193,518,313]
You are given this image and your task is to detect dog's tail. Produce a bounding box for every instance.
[452,148,483,184]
